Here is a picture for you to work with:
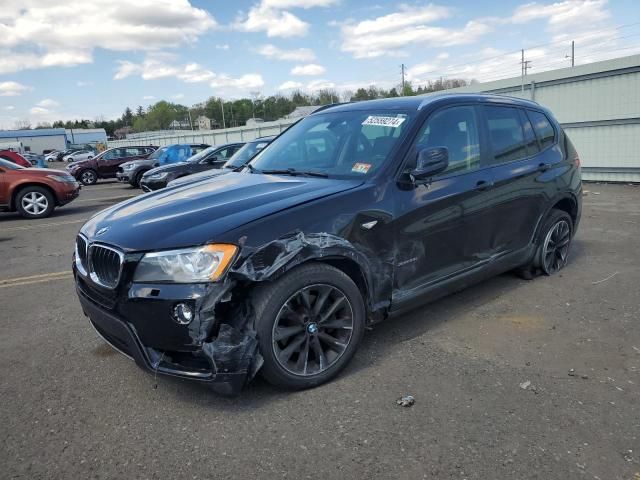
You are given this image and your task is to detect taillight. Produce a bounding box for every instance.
[573,156,581,168]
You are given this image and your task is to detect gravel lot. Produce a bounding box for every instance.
[1,173,638,480]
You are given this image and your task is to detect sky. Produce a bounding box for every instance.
[0,0,639,128]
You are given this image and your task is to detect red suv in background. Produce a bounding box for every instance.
[67,146,156,185]
[0,158,80,218]
[0,150,32,168]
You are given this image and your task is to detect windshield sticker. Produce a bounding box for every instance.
[352,163,372,174]
[362,116,406,128]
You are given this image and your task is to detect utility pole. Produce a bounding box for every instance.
[401,63,406,96]
[521,49,532,92]
[220,98,226,129]
[571,40,575,67]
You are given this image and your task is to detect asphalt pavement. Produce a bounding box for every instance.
[1,174,639,480]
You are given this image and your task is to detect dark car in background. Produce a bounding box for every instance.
[116,143,210,187]
[0,158,80,219]
[67,146,156,185]
[163,136,275,189]
[74,95,581,395]
[138,142,244,191]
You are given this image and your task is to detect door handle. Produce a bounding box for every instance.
[538,162,550,172]
[475,179,493,191]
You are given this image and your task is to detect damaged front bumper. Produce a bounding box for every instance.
[75,271,259,396]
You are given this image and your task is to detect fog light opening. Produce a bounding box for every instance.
[173,302,194,325]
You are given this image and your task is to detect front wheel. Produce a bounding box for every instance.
[16,186,55,219]
[252,263,365,390]
[80,169,97,185]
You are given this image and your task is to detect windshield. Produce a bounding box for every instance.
[187,146,217,163]
[249,110,415,179]
[223,140,271,169]
[0,158,23,170]
[148,147,168,160]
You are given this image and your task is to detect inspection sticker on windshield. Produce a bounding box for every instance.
[352,162,372,174]
[362,115,406,128]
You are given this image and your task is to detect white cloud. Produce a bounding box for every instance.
[143,95,155,100]
[339,4,491,58]
[36,99,60,108]
[0,81,30,96]
[291,64,326,76]
[172,93,185,100]
[262,0,337,7]
[76,81,93,87]
[511,0,610,28]
[306,79,336,91]
[210,74,265,91]
[278,80,304,90]
[234,4,309,37]
[29,106,52,115]
[215,44,230,50]
[0,0,217,74]
[257,44,316,61]
[4,105,15,111]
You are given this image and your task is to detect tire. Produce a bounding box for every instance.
[16,186,55,219]
[517,209,573,278]
[131,171,145,188]
[252,263,365,390]
[80,169,98,185]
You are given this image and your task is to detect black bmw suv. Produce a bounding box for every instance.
[73,94,581,395]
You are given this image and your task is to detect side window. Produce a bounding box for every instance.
[527,110,555,149]
[412,105,481,176]
[102,149,117,160]
[519,109,540,157]
[125,148,141,157]
[484,106,528,164]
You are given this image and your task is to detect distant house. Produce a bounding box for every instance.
[114,126,134,140]
[246,118,264,127]
[196,115,212,130]
[284,106,322,120]
[169,119,191,130]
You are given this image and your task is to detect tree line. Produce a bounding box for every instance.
[24,78,472,136]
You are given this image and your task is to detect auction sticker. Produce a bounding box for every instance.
[352,162,372,174]
[362,115,406,128]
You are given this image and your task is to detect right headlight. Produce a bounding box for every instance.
[147,171,168,179]
[133,244,238,283]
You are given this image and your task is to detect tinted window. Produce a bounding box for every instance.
[102,149,118,160]
[0,158,23,169]
[527,110,555,149]
[485,106,528,163]
[125,148,142,157]
[519,110,540,156]
[413,105,480,176]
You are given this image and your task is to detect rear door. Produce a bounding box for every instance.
[392,104,498,296]
[479,104,547,255]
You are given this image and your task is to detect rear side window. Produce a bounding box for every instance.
[527,110,555,149]
[484,106,528,164]
[519,110,540,157]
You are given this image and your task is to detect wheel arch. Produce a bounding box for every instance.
[10,182,57,209]
[532,192,579,245]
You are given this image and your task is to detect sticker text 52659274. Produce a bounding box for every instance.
[362,116,406,128]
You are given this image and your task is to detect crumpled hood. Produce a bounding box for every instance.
[81,172,362,251]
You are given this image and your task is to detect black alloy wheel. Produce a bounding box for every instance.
[272,283,354,376]
[541,218,572,275]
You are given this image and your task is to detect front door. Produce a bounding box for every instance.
[392,104,496,301]
[98,148,125,177]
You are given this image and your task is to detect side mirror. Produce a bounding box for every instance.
[206,156,219,165]
[410,147,449,183]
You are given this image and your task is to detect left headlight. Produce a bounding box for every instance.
[123,163,135,170]
[147,172,168,179]
[133,244,238,283]
[47,174,76,183]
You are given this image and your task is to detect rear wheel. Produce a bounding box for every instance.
[517,209,573,278]
[16,186,55,219]
[80,169,97,185]
[252,263,365,389]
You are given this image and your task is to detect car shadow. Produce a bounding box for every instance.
[154,238,588,408]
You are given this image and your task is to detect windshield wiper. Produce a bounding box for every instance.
[261,168,328,178]
[240,163,260,173]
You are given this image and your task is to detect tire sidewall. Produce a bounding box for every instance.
[535,209,573,274]
[254,263,366,389]
[16,186,55,219]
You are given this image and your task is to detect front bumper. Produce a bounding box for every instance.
[56,183,81,206]
[116,171,132,183]
[74,271,255,396]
